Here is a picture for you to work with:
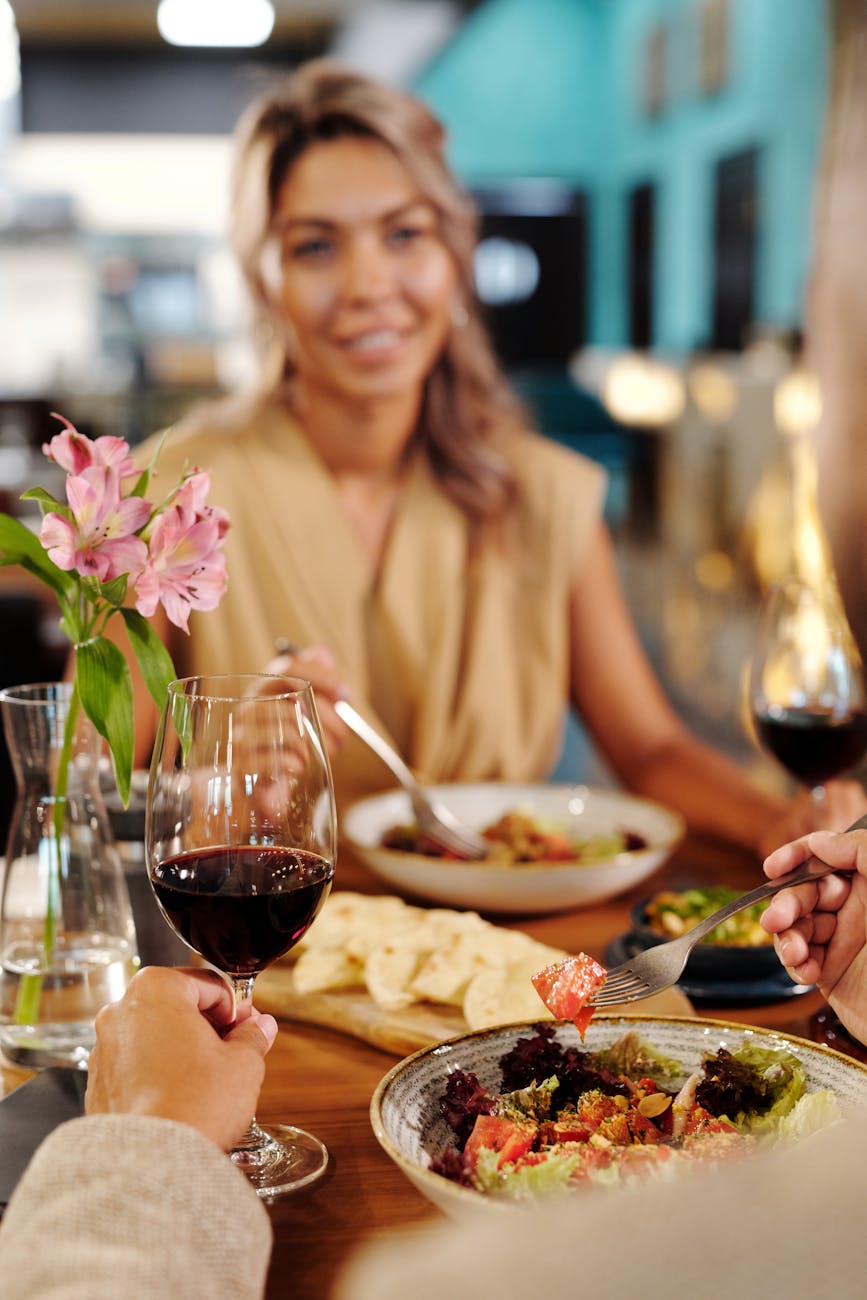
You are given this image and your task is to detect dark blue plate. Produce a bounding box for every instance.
[604,932,815,1005]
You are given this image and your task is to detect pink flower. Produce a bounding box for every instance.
[40,465,150,582]
[171,471,230,539]
[133,472,228,632]
[43,413,138,481]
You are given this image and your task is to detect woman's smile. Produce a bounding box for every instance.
[271,135,458,406]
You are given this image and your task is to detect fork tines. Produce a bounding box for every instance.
[590,973,652,1007]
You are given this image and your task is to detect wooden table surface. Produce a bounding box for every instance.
[2,831,861,1300]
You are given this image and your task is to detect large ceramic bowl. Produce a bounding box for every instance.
[342,783,684,914]
[370,1015,867,1218]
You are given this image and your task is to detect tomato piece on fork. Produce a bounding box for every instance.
[531,953,607,1039]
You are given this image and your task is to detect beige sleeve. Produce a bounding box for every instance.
[0,1115,272,1300]
[336,1112,867,1300]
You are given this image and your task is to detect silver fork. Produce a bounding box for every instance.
[592,811,867,1008]
[333,699,490,860]
[274,639,489,859]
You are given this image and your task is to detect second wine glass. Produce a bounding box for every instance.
[749,576,867,813]
[146,673,336,1197]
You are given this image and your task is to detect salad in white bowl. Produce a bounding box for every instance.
[344,783,684,914]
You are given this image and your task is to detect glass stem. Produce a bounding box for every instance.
[230,975,265,1153]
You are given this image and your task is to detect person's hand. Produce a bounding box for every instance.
[761,828,867,1044]
[85,966,278,1151]
[756,778,867,860]
[264,643,350,758]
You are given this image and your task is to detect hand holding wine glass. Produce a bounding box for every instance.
[146,674,336,1197]
[749,577,867,822]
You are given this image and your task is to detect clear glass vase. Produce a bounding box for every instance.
[0,682,139,1069]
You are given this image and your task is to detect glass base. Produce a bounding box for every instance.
[0,1021,93,1070]
[231,1122,329,1197]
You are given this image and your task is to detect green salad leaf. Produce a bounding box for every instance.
[597,1029,684,1087]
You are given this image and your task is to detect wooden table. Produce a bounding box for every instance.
[256,833,850,1300]
[0,831,857,1300]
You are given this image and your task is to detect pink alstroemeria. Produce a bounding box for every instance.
[175,470,230,538]
[134,472,228,632]
[40,464,150,582]
[42,413,139,481]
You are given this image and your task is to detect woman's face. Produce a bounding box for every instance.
[269,135,459,407]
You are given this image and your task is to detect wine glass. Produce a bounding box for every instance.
[748,576,867,817]
[145,673,336,1197]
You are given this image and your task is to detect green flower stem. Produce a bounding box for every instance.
[12,680,81,1026]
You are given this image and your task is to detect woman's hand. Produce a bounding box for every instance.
[756,779,867,860]
[85,966,277,1151]
[264,643,350,758]
[761,829,867,1045]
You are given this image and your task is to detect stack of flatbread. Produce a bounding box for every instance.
[255,891,692,1052]
[278,891,567,1031]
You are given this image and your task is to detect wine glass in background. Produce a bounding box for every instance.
[749,576,867,817]
[145,674,336,1197]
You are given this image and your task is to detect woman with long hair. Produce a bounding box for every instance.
[133,59,861,852]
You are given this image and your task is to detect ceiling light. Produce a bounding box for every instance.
[157,0,275,49]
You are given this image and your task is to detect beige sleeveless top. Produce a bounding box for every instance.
[147,393,605,813]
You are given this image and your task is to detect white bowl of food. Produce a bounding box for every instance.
[370,1015,867,1218]
[342,783,684,914]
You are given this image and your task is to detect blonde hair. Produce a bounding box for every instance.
[230,59,523,525]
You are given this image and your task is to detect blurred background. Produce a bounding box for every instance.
[0,0,843,822]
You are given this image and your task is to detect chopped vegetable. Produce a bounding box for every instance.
[644,886,772,947]
[531,953,607,1039]
[429,1027,843,1200]
[380,809,648,864]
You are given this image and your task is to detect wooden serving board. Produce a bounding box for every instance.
[254,966,694,1057]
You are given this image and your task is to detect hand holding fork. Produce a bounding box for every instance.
[591,813,867,1010]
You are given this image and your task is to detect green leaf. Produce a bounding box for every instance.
[0,512,76,602]
[120,608,176,709]
[76,637,134,806]
[99,574,129,607]
[21,486,69,516]
[129,468,151,500]
[130,426,171,500]
[14,974,44,1024]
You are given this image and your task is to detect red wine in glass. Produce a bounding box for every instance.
[150,846,333,977]
[146,673,337,1198]
[754,707,867,790]
[749,578,867,812]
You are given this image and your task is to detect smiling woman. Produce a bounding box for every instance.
[119,58,863,861]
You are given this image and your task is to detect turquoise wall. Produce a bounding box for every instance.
[415,0,830,351]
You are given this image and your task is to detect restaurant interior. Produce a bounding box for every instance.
[0,0,838,805]
[2,1,867,1295]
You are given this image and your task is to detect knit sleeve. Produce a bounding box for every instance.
[0,1115,272,1300]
